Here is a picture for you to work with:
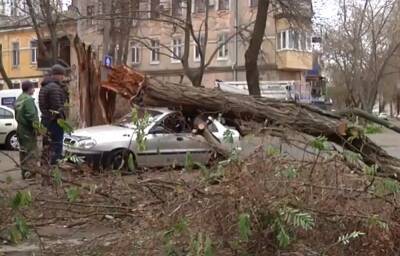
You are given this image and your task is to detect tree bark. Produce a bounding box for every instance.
[245,0,269,96]
[102,66,400,180]
[74,36,106,127]
[0,44,12,89]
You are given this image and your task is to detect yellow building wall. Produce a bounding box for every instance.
[0,27,43,85]
[276,51,312,70]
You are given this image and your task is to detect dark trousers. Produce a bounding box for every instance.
[42,120,64,165]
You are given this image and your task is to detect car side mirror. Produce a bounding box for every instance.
[149,126,166,134]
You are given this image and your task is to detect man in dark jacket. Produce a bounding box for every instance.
[15,81,39,179]
[39,64,67,165]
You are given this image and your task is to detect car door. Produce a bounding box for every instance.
[136,113,211,167]
[0,107,15,144]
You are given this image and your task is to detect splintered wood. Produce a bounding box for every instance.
[102,66,145,100]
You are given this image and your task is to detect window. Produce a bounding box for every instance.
[12,42,19,67]
[32,82,39,88]
[194,35,205,62]
[131,42,140,64]
[87,5,95,25]
[218,0,230,10]
[194,0,206,13]
[249,0,258,7]
[0,108,13,119]
[217,33,229,60]
[151,0,160,18]
[150,39,160,64]
[30,40,37,63]
[306,33,312,51]
[277,30,311,51]
[172,0,183,16]
[171,38,183,63]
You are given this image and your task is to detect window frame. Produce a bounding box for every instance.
[11,41,20,67]
[217,33,229,60]
[171,37,183,63]
[193,34,205,62]
[277,29,312,52]
[150,39,161,64]
[30,39,38,64]
[87,5,95,26]
[218,0,230,10]
[130,42,140,65]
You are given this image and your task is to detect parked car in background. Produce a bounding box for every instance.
[64,108,240,171]
[0,89,40,111]
[0,105,18,150]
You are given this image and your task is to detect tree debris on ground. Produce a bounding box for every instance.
[1,131,399,255]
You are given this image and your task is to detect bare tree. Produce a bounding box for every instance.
[325,0,400,113]
[25,0,64,65]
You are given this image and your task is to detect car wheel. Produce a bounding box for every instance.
[105,149,137,173]
[6,132,19,150]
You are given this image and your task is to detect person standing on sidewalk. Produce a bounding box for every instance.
[15,81,39,179]
[39,64,67,166]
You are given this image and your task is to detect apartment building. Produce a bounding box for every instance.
[75,0,314,87]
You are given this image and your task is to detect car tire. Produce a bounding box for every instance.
[6,131,19,151]
[104,149,137,173]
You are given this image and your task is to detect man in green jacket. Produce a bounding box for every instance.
[15,81,39,179]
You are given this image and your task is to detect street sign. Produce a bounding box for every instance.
[104,55,112,68]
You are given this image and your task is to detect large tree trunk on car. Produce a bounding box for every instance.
[101,66,400,180]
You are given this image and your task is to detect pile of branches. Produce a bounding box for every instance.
[1,131,400,255]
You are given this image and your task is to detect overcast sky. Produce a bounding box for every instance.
[313,0,339,24]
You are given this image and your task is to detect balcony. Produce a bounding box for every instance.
[276,50,312,70]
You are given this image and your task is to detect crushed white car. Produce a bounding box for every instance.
[64,108,240,171]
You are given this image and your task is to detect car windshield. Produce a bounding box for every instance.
[115,109,163,129]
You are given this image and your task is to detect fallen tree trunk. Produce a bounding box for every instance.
[102,66,400,180]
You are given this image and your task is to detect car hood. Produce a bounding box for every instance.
[69,125,134,141]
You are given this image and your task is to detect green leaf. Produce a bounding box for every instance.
[266,146,280,157]
[279,207,314,230]
[10,216,30,243]
[275,220,291,248]
[363,165,378,177]
[204,236,214,256]
[311,136,329,151]
[185,152,194,171]
[365,124,382,134]
[52,167,62,187]
[127,153,136,171]
[343,150,362,164]
[65,186,80,202]
[367,215,389,231]
[11,191,32,210]
[57,119,74,134]
[276,166,298,180]
[382,179,400,194]
[338,231,365,245]
[223,129,234,144]
[238,213,252,242]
